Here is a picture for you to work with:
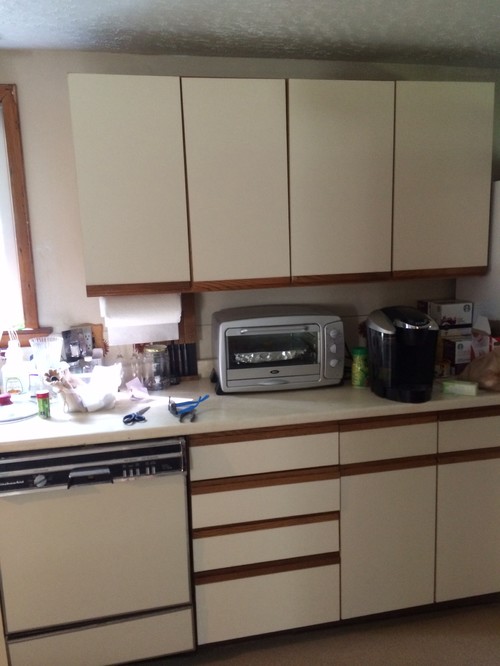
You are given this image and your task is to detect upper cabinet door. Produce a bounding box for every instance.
[393,82,494,275]
[68,74,190,292]
[288,80,394,280]
[182,78,289,285]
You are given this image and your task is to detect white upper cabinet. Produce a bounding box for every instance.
[393,81,494,274]
[288,80,395,278]
[68,74,190,290]
[181,78,289,284]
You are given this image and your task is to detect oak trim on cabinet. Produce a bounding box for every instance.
[340,454,437,476]
[393,266,488,280]
[292,272,392,285]
[438,447,500,465]
[195,552,340,585]
[192,511,340,539]
[86,281,191,297]
[191,277,291,292]
[439,406,500,421]
[189,422,339,446]
[340,413,437,432]
[190,466,340,495]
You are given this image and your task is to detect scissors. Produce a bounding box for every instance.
[123,406,150,426]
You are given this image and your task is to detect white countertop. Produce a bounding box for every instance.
[1,378,500,453]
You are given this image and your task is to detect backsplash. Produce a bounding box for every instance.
[194,278,455,377]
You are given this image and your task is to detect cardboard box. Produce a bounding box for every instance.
[442,337,472,375]
[427,300,473,335]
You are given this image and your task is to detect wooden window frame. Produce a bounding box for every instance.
[0,84,51,346]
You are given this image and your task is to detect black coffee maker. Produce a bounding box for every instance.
[366,306,438,403]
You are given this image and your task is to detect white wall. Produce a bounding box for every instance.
[1,50,498,364]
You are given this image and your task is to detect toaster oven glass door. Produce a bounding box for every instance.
[225,324,320,380]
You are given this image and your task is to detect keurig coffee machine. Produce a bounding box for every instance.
[366,306,438,403]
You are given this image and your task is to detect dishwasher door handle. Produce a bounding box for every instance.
[67,467,113,488]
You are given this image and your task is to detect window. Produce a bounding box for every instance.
[0,84,49,346]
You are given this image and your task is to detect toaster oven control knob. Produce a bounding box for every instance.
[329,344,337,354]
[329,328,339,338]
[329,359,339,367]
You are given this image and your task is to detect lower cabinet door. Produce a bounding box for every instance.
[196,565,339,644]
[436,457,500,601]
[340,466,436,619]
[7,608,194,666]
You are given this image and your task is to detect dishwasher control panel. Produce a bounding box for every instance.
[0,437,186,494]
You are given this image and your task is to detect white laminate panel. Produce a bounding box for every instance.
[190,432,338,481]
[340,466,436,618]
[7,608,194,666]
[438,415,500,453]
[436,458,500,601]
[0,613,7,666]
[393,81,494,272]
[191,478,339,528]
[68,74,190,286]
[182,78,289,282]
[340,422,437,464]
[196,565,339,644]
[289,79,394,277]
[193,520,339,571]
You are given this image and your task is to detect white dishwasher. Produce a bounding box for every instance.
[0,437,194,666]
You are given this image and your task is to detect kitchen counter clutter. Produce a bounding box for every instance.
[2,378,500,452]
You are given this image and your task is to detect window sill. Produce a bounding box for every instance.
[1,327,53,348]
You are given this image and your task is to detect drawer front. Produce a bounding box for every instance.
[195,565,339,644]
[191,478,339,528]
[340,421,437,464]
[439,415,500,453]
[193,516,339,571]
[190,432,338,481]
[7,608,194,666]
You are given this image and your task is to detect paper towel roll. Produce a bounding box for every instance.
[100,294,182,326]
[100,294,182,345]
[106,323,179,346]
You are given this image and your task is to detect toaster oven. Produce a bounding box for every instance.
[212,305,344,393]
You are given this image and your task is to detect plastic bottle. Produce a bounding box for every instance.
[1,340,30,395]
[351,347,369,388]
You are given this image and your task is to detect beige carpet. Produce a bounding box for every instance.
[150,601,500,666]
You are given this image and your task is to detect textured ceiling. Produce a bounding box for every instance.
[1,0,500,68]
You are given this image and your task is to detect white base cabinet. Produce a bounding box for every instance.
[196,565,339,645]
[189,427,340,644]
[436,412,500,601]
[340,417,438,619]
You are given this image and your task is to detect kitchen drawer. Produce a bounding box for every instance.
[438,413,500,453]
[7,607,194,666]
[191,474,339,528]
[190,431,338,481]
[193,514,339,571]
[340,416,437,464]
[195,564,339,644]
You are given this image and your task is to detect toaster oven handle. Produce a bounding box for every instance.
[257,379,289,386]
[234,325,312,335]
